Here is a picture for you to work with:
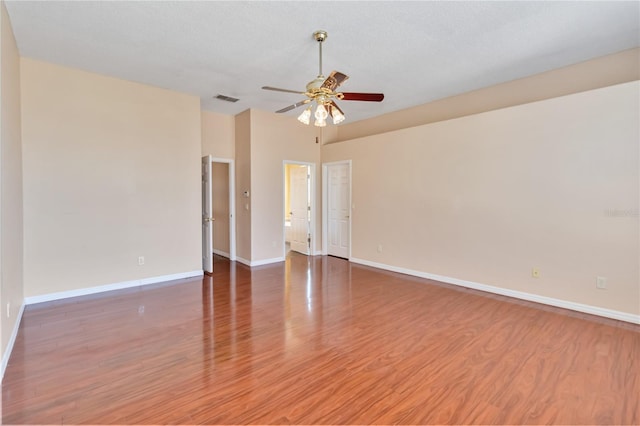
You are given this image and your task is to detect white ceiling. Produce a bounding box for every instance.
[5,1,640,124]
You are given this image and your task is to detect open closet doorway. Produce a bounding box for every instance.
[202,155,236,273]
[284,162,315,256]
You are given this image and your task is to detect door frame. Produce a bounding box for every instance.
[283,160,316,257]
[322,160,352,259]
[210,156,237,261]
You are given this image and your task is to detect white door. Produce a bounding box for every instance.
[202,155,213,273]
[327,163,350,258]
[290,165,310,255]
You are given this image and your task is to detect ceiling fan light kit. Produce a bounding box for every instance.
[262,30,384,127]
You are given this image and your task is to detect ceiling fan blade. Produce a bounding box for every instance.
[322,71,349,91]
[262,86,305,95]
[275,99,311,113]
[341,92,384,102]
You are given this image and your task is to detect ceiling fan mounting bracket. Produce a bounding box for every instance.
[313,30,327,43]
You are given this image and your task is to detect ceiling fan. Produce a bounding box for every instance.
[262,30,384,127]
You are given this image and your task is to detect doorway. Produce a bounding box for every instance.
[212,162,231,259]
[322,160,351,259]
[202,155,236,274]
[284,162,315,256]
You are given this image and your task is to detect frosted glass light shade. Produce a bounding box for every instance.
[297,107,311,125]
[314,104,328,120]
[331,107,345,124]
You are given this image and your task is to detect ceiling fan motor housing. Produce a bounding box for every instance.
[306,77,325,92]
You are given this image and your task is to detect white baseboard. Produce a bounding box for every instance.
[1,302,25,381]
[235,256,251,267]
[24,270,204,306]
[213,249,230,258]
[251,257,285,267]
[235,256,285,267]
[350,257,640,325]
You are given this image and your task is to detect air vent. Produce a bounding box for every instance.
[214,94,240,103]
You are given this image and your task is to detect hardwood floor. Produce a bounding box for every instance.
[2,254,639,424]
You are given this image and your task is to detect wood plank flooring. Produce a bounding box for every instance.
[2,254,639,424]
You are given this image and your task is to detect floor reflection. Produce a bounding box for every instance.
[201,255,248,382]
[201,253,357,383]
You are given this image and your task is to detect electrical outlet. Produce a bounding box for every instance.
[532,268,540,278]
[6,302,10,318]
[138,256,145,266]
[377,244,383,253]
[596,276,608,289]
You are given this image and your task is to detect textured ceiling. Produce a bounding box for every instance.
[5,1,640,124]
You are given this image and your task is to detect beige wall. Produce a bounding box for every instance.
[202,110,234,159]
[0,0,24,362]
[336,48,640,143]
[322,81,639,315]
[21,58,202,297]
[201,111,234,258]
[234,110,251,262]
[249,109,321,261]
[212,162,230,255]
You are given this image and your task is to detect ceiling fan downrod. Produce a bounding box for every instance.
[314,30,327,78]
